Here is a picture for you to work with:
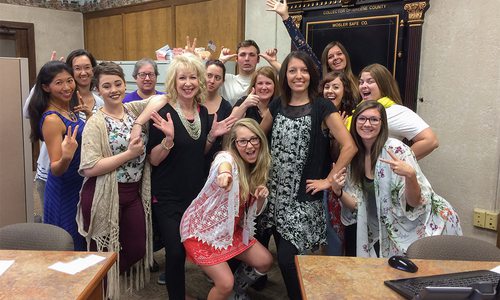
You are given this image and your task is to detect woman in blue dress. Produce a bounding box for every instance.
[28,61,86,250]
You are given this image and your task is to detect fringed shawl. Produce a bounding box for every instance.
[180,151,260,249]
[76,100,153,299]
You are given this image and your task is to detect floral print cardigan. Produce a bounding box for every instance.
[341,138,462,257]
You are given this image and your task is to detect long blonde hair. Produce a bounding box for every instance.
[164,53,207,105]
[224,118,271,200]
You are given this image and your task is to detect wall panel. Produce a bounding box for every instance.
[123,7,173,60]
[175,0,241,57]
[84,0,243,61]
[85,14,124,60]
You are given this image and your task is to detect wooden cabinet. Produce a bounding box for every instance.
[84,0,244,61]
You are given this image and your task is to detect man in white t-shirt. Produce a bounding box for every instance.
[218,40,260,105]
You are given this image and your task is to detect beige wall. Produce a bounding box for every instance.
[0,3,84,71]
[418,0,500,242]
[246,0,500,244]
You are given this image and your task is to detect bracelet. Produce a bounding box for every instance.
[160,138,174,151]
[133,121,144,127]
[218,171,232,177]
[333,189,343,199]
[207,134,215,144]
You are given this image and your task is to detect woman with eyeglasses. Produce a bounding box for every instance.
[123,58,165,103]
[347,63,439,160]
[180,118,273,300]
[332,101,462,258]
[65,49,104,119]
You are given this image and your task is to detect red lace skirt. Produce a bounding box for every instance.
[183,223,256,266]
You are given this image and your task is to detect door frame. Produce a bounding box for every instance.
[0,21,36,86]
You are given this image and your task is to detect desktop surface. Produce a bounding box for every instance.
[295,255,500,300]
[0,249,116,300]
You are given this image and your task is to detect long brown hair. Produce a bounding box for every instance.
[360,64,403,105]
[224,118,271,200]
[279,51,319,104]
[319,70,358,115]
[349,101,389,186]
[320,41,360,103]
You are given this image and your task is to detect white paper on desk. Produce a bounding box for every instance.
[0,260,14,276]
[48,254,106,275]
[490,265,500,274]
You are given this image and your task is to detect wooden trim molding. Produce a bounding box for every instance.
[84,0,209,19]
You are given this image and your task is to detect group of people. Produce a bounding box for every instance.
[26,2,462,299]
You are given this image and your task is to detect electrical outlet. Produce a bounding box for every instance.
[473,208,486,228]
[485,211,499,231]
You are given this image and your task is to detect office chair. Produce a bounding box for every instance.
[0,223,74,251]
[406,235,500,261]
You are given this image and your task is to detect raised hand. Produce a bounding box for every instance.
[127,136,144,158]
[259,48,278,63]
[331,165,347,196]
[218,47,237,63]
[72,91,92,118]
[209,114,237,138]
[50,50,65,62]
[151,111,174,140]
[379,149,416,178]
[61,125,79,160]
[185,35,197,54]
[242,88,260,109]
[254,185,269,202]
[266,0,289,19]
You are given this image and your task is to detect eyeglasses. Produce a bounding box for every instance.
[137,72,157,79]
[235,137,260,147]
[356,116,382,125]
[73,65,92,73]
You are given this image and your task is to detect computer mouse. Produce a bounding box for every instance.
[388,255,418,273]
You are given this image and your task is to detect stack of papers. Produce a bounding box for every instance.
[49,254,106,275]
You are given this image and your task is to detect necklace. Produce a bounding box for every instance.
[50,102,76,121]
[174,102,201,140]
[101,107,125,122]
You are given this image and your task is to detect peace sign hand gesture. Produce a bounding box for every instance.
[379,149,416,178]
[61,125,79,161]
[185,35,197,54]
[72,91,92,118]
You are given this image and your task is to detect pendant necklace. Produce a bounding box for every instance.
[50,102,77,121]
[174,102,201,140]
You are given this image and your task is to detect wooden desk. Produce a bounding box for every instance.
[295,255,500,300]
[0,250,117,300]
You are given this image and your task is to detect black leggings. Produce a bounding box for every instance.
[273,229,302,300]
[154,205,186,300]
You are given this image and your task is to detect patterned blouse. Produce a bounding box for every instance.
[263,104,327,253]
[104,107,147,183]
[341,138,462,257]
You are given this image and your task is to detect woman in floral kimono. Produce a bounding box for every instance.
[332,101,462,258]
